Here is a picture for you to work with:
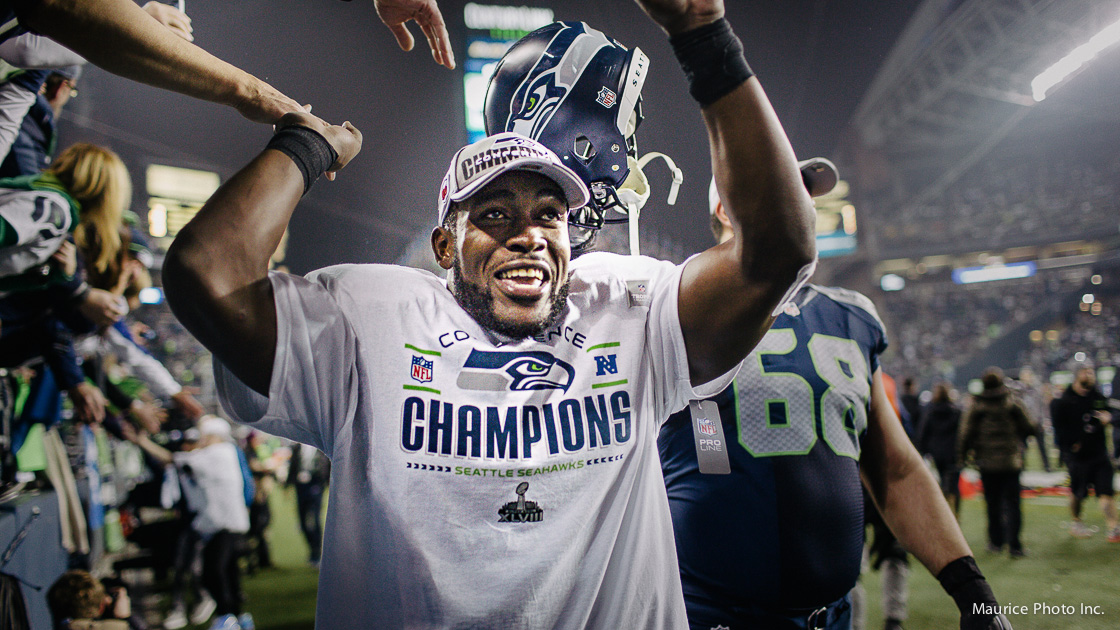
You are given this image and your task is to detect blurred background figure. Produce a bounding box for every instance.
[1050,365,1118,542]
[242,430,279,574]
[287,442,328,568]
[47,569,134,630]
[959,367,1041,557]
[123,415,252,630]
[920,382,964,517]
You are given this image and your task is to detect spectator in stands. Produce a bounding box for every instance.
[0,142,132,442]
[0,65,81,179]
[46,569,130,630]
[0,142,129,298]
[919,382,963,517]
[122,416,252,630]
[1050,365,1118,541]
[0,2,196,170]
[959,367,1041,556]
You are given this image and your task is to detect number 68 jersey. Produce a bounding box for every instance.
[658,284,887,612]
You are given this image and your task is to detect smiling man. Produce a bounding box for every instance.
[161,0,817,627]
[433,134,582,340]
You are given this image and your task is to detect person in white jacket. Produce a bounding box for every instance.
[124,415,252,630]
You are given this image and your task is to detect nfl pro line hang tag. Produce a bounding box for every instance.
[626,280,651,308]
[689,399,730,474]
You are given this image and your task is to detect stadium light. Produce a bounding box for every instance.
[1032,17,1120,101]
[951,261,1036,284]
[880,274,905,292]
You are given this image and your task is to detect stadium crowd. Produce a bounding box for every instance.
[877,270,1093,387]
[870,143,1120,256]
[0,1,340,629]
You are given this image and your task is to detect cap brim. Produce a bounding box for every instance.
[709,156,840,215]
[798,157,839,197]
[449,156,590,212]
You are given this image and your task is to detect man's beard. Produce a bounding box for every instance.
[451,259,570,339]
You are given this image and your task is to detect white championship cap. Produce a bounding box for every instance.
[709,157,840,214]
[437,132,590,224]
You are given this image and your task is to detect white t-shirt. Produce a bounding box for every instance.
[215,252,735,629]
[173,441,249,536]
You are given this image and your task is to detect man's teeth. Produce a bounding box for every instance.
[499,268,545,281]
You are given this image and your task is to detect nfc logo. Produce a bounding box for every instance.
[594,354,618,376]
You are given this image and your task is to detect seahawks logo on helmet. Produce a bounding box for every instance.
[503,24,614,140]
[485,21,649,253]
[456,350,575,393]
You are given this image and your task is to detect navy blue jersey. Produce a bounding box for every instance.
[659,285,887,612]
[0,4,27,45]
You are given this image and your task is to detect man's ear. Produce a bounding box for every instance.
[431,226,454,270]
[714,202,733,231]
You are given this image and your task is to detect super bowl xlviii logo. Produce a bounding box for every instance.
[596,86,617,108]
[499,482,543,523]
[456,350,574,393]
[697,415,717,436]
[411,355,433,383]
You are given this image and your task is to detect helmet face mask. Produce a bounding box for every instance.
[485,21,649,253]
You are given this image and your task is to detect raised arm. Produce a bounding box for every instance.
[14,0,301,123]
[162,114,361,394]
[13,0,454,123]
[634,0,817,386]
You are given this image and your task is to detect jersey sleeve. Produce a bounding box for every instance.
[640,256,740,419]
[214,270,361,455]
[815,285,888,372]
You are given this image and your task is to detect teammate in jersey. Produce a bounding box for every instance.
[161,1,819,627]
[656,183,1013,630]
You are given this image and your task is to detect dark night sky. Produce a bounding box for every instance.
[57,0,925,272]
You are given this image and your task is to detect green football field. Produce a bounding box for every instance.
[233,482,1119,630]
[860,495,1119,630]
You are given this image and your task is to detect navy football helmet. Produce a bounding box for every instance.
[485,21,678,253]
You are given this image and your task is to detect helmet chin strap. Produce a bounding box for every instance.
[614,152,684,256]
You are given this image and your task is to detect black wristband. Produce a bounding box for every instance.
[266,126,338,194]
[938,556,998,611]
[669,18,754,106]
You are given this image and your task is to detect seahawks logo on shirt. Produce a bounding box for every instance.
[456,350,575,393]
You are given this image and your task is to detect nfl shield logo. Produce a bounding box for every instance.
[697,416,717,436]
[596,87,617,108]
[411,356,433,383]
